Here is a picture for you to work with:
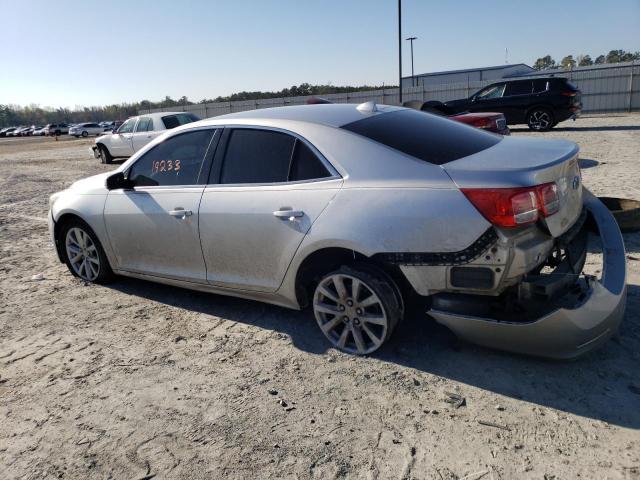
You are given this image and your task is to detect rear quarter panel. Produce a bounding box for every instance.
[278,186,491,302]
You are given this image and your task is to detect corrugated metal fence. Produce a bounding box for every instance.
[140,63,640,117]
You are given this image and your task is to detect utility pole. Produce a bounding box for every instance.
[398,0,402,104]
[406,36,417,86]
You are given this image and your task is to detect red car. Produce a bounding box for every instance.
[403,100,510,135]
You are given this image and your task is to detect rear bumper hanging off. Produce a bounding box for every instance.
[428,189,627,360]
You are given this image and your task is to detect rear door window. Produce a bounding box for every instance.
[162,113,199,130]
[220,129,294,184]
[533,79,549,92]
[341,109,500,165]
[504,81,533,96]
[135,117,151,132]
[289,140,331,181]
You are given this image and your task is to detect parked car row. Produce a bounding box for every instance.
[0,121,124,138]
[92,112,200,163]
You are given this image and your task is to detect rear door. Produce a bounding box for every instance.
[199,127,342,292]
[131,116,161,152]
[501,80,534,123]
[109,117,137,156]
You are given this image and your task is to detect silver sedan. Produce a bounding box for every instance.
[48,103,627,359]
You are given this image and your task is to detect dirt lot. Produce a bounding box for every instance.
[1,116,639,480]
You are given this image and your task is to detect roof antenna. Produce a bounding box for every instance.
[505,47,509,64]
[356,101,379,113]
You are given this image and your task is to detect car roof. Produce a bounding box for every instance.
[197,103,404,128]
[135,111,192,120]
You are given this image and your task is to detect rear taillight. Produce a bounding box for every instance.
[561,90,577,97]
[538,182,559,216]
[467,117,497,130]
[462,182,560,228]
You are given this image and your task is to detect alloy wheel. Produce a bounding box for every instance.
[529,110,551,130]
[313,273,389,355]
[65,227,100,281]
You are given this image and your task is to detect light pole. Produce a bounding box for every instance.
[406,36,417,86]
[398,0,402,104]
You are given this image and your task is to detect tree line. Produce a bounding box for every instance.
[533,49,639,70]
[0,83,391,128]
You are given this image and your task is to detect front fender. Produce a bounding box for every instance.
[49,193,115,268]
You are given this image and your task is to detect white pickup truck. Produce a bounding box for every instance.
[92,112,200,164]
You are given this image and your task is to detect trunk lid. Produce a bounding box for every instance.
[443,137,582,237]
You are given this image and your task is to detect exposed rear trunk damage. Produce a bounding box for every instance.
[427,190,626,359]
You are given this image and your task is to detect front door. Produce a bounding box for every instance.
[469,82,507,116]
[500,80,534,123]
[104,128,218,282]
[109,117,137,157]
[199,127,342,292]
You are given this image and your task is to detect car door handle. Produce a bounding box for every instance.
[273,208,304,221]
[169,208,193,218]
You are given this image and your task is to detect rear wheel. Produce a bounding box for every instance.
[99,144,113,164]
[313,265,402,355]
[60,219,114,284]
[527,108,554,131]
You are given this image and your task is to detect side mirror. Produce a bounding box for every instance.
[106,172,134,190]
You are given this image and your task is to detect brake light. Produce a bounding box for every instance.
[561,91,577,97]
[538,182,559,216]
[461,182,559,228]
[467,117,496,129]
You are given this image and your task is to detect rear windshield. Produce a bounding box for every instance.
[162,113,200,129]
[341,109,500,165]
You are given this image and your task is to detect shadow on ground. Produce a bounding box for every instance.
[579,158,600,169]
[106,270,640,429]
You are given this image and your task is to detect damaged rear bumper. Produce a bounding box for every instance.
[428,189,627,360]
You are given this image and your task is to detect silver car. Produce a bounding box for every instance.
[48,103,627,359]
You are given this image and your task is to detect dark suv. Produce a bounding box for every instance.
[444,77,582,131]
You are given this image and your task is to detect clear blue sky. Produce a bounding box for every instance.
[1,0,638,108]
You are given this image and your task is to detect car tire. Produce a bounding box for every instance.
[312,264,402,355]
[81,131,88,137]
[59,218,115,284]
[527,107,554,131]
[99,144,113,164]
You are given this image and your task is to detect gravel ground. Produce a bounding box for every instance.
[1,115,639,480]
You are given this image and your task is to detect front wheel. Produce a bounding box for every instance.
[313,265,402,355]
[98,144,113,164]
[60,219,114,284]
[81,131,88,137]
[527,108,554,131]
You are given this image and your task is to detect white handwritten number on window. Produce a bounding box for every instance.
[151,159,181,175]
